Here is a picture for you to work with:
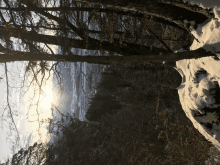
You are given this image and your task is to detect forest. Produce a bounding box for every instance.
[0,0,219,164]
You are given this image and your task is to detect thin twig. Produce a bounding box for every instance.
[146,28,173,53]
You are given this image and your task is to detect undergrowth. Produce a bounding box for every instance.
[43,63,216,165]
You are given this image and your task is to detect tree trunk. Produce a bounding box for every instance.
[158,0,214,19]
[0,25,170,56]
[20,0,206,56]
[5,5,189,31]
[74,0,209,33]
[0,48,215,68]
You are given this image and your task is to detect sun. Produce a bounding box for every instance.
[39,84,53,110]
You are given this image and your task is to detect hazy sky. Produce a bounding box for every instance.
[0,43,58,163]
[0,0,121,162]
[0,0,60,162]
[0,61,27,163]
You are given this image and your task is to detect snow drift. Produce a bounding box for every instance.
[174,1,220,151]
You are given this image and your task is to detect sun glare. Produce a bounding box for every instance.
[39,85,53,110]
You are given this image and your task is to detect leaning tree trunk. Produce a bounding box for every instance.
[0,48,216,68]
[158,0,214,19]
[0,25,170,56]
[74,0,211,39]
[20,0,211,55]
[10,1,173,56]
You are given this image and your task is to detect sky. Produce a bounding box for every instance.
[0,51,58,164]
[0,62,27,163]
[0,0,60,163]
[0,0,100,162]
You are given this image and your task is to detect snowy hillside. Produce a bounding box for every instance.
[182,0,220,10]
[175,0,220,153]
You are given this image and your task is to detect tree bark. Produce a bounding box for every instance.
[158,0,214,19]
[73,0,209,32]
[3,6,189,32]
[0,25,169,56]
[21,0,203,56]
[0,48,215,68]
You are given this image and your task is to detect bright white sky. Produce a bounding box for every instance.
[0,0,61,163]
[0,54,58,164]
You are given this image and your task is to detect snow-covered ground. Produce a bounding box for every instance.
[182,0,220,10]
[174,0,220,156]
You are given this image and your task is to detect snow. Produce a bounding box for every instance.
[174,1,220,152]
[182,0,220,10]
[190,16,220,54]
